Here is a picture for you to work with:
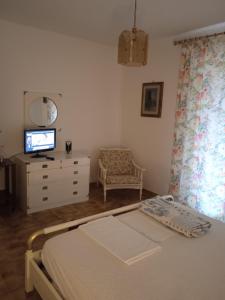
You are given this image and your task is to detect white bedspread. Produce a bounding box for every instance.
[41,210,225,300]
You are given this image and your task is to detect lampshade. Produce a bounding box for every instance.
[118,0,148,66]
[118,28,148,66]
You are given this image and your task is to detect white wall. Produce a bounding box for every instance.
[0,19,122,188]
[0,19,181,194]
[121,38,180,194]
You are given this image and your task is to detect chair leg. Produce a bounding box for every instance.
[104,187,106,202]
[139,187,143,201]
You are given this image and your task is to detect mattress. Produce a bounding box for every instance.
[41,210,225,300]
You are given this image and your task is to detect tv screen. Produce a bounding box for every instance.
[24,128,56,156]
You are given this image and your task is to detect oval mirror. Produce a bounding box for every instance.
[29,97,58,127]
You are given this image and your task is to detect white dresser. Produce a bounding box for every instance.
[15,151,90,214]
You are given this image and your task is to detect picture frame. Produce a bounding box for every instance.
[141,82,164,118]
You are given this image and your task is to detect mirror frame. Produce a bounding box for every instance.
[24,91,62,128]
[29,96,58,127]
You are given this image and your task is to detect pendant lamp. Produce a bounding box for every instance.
[118,0,148,66]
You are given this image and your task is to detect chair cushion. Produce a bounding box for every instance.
[106,175,141,185]
[99,149,134,175]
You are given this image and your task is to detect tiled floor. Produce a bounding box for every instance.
[0,184,155,300]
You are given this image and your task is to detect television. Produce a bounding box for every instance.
[24,128,56,158]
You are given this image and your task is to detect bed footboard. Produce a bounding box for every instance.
[25,250,63,299]
[27,203,140,250]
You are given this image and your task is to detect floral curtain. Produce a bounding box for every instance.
[170,35,225,222]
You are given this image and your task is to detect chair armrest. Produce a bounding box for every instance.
[98,159,107,182]
[132,160,146,179]
[132,160,145,171]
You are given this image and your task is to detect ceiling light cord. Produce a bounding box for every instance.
[118,0,148,66]
[133,0,137,30]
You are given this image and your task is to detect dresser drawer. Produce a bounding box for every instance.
[28,181,89,208]
[28,168,63,184]
[26,160,61,172]
[61,164,90,178]
[27,165,89,185]
[61,157,90,167]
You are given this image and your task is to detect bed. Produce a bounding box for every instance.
[25,202,225,300]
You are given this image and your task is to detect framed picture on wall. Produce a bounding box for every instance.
[141,82,164,118]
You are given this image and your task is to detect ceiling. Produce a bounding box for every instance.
[0,0,225,45]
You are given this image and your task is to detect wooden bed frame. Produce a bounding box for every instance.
[25,203,140,300]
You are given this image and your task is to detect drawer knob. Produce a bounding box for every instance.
[74,171,78,175]
[73,191,78,195]
[43,175,48,179]
[74,161,78,165]
[42,186,48,190]
[42,164,48,168]
[42,197,48,201]
[73,181,78,185]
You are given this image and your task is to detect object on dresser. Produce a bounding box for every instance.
[140,196,211,237]
[14,151,90,214]
[65,140,72,154]
[24,128,56,158]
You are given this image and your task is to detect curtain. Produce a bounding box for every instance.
[170,35,225,222]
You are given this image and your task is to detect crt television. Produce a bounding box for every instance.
[24,128,56,157]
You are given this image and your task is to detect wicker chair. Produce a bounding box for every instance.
[98,147,145,202]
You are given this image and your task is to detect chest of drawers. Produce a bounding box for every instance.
[15,151,90,214]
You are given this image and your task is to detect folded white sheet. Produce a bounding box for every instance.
[117,210,174,242]
[79,215,161,265]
